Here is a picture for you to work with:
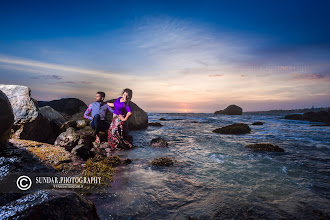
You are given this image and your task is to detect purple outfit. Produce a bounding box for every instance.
[84,101,114,121]
[113,97,132,116]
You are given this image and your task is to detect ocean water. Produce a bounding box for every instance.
[86,112,330,219]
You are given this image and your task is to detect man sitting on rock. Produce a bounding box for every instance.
[84,91,114,144]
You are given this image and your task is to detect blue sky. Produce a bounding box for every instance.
[1,0,329,112]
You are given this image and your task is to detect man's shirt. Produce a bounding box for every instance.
[83,101,114,121]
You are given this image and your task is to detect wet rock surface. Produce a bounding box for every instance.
[212,123,251,134]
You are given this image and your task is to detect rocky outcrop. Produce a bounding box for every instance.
[39,106,66,126]
[0,90,14,152]
[106,99,148,130]
[0,189,100,220]
[38,98,87,120]
[285,111,330,125]
[252,121,264,125]
[151,157,175,166]
[214,104,243,115]
[148,122,163,127]
[212,123,251,134]
[150,137,168,147]
[0,84,54,143]
[245,143,285,152]
[54,126,96,160]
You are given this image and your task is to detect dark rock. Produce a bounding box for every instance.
[148,122,163,127]
[151,157,174,166]
[159,118,167,121]
[38,98,87,119]
[245,143,285,152]
[150,137,168,147]
[54,127,80,151]
[39,106,66,126]
[285,111,330,125]
[0,189,100,219]
[123,158,132,164]
[252,121,263,125]
[0,90,14,152]
[214,104,243,115]
[106,99,148,130]
[212,123,251,134]
[71,144,95,161]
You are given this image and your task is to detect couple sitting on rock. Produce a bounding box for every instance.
[83,89,134,151]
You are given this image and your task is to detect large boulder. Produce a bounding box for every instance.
[214,104,243,115]
[38,98,87,120]
[39,106,66,126]
[0,84,54,143]
[0,189,100,219]
[106,99,148,130]
[55,126,96,160]
[0,90,14,152]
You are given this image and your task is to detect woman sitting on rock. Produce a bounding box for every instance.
[106,88,134,150]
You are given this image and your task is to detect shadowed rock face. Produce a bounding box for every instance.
[214,104,243,115]
[212,123,251,134]
[0,189,100,220]
[106,99,148,130]
[38,98,87,120]
[0,90,14,152]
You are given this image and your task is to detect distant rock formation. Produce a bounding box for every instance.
[285,111,330,125]
[106,99,148,130]
[214,104,243,115]
[0,84,54,143]
[0,90,14,152]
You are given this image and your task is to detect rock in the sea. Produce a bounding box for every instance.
[0,189,100,219]
[159,118,167,121]
[38,98,87,120]
[150,137,168,147]
[0,84,55,143]
[106,99,148,130]
[0,90,14,152]
[212,123,251,134]
[151,157,174,166]
[214,104,243,115]
[148,122,163,127]
[245,143,285,152]
[252,121,264,125]
[285,111,330,125]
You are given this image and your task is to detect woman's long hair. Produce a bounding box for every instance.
[122,88,133,107]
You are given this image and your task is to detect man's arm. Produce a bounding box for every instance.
[83,104,93,120]
[107,105,114,113]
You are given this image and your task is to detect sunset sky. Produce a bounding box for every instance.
[1,0,329,113]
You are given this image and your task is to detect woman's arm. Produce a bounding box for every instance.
[106,102,114,107]
[121,111,132,121]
